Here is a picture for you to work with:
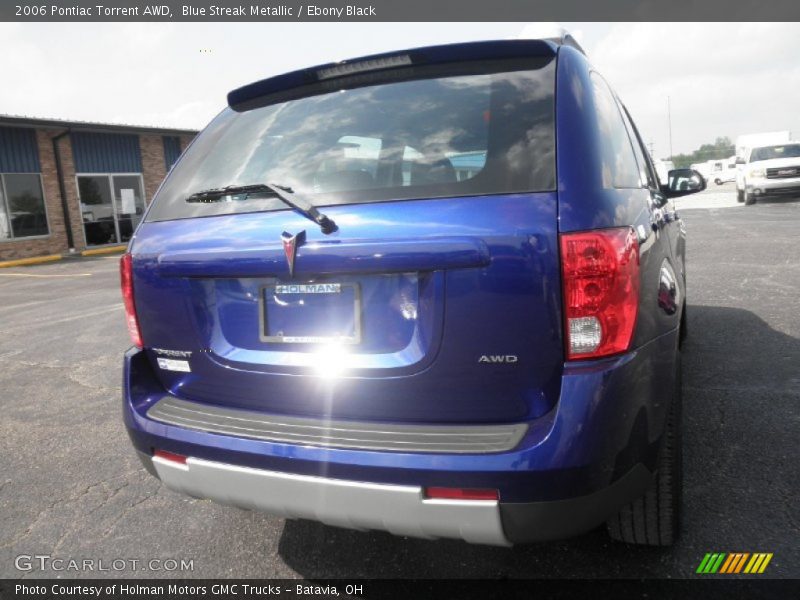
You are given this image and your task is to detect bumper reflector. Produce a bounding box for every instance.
[424,487,499,501]
[153,449,188,465]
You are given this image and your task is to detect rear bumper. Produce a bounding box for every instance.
[146,395,528,454]
[123,329,677,545]
[136,450,652,546]
[141,451,510,545]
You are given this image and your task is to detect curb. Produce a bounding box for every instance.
[0,245,126,269]
[0,254,63,269]
[80,245,127,257]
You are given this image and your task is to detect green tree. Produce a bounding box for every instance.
[670,137,735,168]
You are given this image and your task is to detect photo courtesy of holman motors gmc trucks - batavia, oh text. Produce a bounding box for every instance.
[120,35,706,547]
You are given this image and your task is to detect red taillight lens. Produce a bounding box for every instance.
[424,487,499,501]
[560,227,639,360]
[120,253,143,348]
[153,449,187,464]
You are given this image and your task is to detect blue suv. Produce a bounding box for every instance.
[121,36,705,546]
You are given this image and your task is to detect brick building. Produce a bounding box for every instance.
[0,115,196,261]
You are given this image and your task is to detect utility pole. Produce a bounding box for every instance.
[667,96,673,161]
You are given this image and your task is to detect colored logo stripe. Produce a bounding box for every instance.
[696,553,714,573]
[697,553,726,573]
[744,553,773,574]
[719,553,749,573]
[719,554,736,573]
[697,553,773,574]
[733,553,750,573]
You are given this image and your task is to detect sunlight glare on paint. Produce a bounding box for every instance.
[312,342,349,379]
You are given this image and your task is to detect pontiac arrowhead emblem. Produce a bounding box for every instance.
[281,230,305,278]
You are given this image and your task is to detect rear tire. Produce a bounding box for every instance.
[679,303,688,347]
[714,178,722,185]
[606,352,683,546]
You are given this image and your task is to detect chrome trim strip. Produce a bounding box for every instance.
[147,396,527,454]
[152,455,510,546]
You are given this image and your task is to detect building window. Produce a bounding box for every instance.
[0,173,48,240]
[71,132,142,173]
[162,136,182,171]
[77,173,145,246]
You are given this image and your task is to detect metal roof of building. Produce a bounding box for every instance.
[0,114,199,136]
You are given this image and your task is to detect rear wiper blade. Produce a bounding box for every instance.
[185,183,338,234]
[185,184,272,203]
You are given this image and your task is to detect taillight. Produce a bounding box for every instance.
[120,252,143,348]
[560,227,639,360]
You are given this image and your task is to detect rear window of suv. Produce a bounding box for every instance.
[146,57,556,222]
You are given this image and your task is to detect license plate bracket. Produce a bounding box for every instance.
[260,282,361,344]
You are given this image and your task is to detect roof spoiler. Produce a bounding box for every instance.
[544,32,586,56]
[227,39,560,112]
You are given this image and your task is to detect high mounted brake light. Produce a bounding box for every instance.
[316,54,412,80]
[120,253,143,349]
[560,228,639,360]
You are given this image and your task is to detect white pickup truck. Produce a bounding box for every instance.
[736,142,800,205]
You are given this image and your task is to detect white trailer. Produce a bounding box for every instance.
[709,156,738,184]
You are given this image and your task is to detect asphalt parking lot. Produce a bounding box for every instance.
[1,187,798,580]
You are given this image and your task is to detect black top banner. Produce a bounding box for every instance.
[2,0,800,21]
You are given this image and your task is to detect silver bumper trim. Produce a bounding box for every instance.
[147,396,527,454]
[152,455,511,546]
[747,176,800,190]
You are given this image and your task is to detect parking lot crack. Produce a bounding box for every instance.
[0,469,144,550]
[715,402,726,431]
[777,487,800,532]
[99,486,160,541]
[0,357,117,393]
